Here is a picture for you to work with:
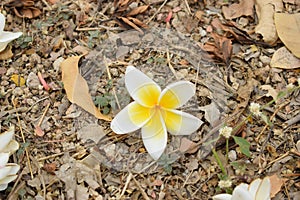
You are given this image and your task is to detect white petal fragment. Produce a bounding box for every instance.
[111,102,151,134]
[255,177,271,200]
[141,111,167,160]
[248,178,261,197]
[212,194,232,200]
[0,13,5,33]
[0,126,14,152]
[125,66,161,107]
[0,153,9,166]
[0,31,23,52]
[232,183,253,200]
[163,109,203,135]
[159,81,195,109]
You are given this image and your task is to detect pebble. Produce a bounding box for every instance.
[26,72,40,89]
[12,87,23,96]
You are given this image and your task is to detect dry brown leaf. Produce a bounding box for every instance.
[270,47,300,69]
[255,0,283,45]
[275,13,300,58]
[6,0,42,19]
[222,0,254,19]
[61,56,111,121]
[260,85,279,102]
[117,16,144,34]
[0,45,13,60]
[269,174,287,198]
[126,5,149,17]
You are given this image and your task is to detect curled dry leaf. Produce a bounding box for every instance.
[269,174,287,198]
[126,5,149,17]
[275,13,300,58]
[61,56,111,121]
[6,0,42,19]
[255,0,283,45]
[0,46,13,61]
[222,0,254,20]
[270,47,300,69]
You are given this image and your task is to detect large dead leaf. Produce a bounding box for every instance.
[275,13,300,58]
[61,56,111,121]
[222,0,254,20]
[270,47,300,69]
[255,0,283,45]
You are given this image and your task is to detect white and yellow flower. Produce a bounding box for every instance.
[0,13,22,52]
[111,66,203,160]
[213,177,271,200]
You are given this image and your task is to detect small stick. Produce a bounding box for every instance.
[132,175,151,200]
[166,49,179,80]
[120,173,133,198]
[184,0,192,15]
[12,97,34,179]
[35,102,51,136]
[283,113,300,128]
[76,26,124,32]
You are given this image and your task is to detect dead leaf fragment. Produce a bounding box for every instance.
[11,74,25,86]
[255,0,283,44]
[275,13,300,58]
[270,47,300,69]
[61,56,111,121]
[6,0,42,19]
[222,0,254,19]
[269,174,287,198]
[0,45,13,60]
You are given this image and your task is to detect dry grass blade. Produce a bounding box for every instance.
[126,5,149,17]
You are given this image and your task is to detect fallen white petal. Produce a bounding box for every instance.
[0,31,23,52]
[248,178,261,197]
[0,13,5,33]
[125,66,161,107]
[212,194,232,200]
[159,81,196,109]
[0,153,9,166]
[162,109,203,135]
[0,126,14,152]
[141,111,167,160]
[255,177,271,200]
[232,183,253,200]
[111,102,151,134]
[0,183,8,191]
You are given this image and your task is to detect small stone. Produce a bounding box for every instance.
[228,150,237,161]
[12,87,23,96]
[26,72,40,89]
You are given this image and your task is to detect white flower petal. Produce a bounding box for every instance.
[0,31,22,52]
[232,183,253,200]
[212,194,232,200]
[141,111,167,160]
[0,153,9,166]
[5,163,20,175]
[162,109,202,135]
[0,13,5,33]
[159,81,195,109]
[0,183,8,191]
[248,178,261,197]
[111,102,152,134]
[3,140,19,154]
[0,166,11,180]
[0,174,18,185]
[0,126,14,152]
[0,164,19,181]
[255,177,271,200]
[125,66,161,107]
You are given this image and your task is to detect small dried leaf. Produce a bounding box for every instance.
[0,45,13,60]
[61,56,111,121]
[270,47,300,69]
[255,0,283,44]
[269,174,287,198]
[117,16,144,34]
[11,74,25,86]
[126,5,149,16]
[222,0,254,19]
[275,13,300,58]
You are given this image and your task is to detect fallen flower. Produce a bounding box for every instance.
[111,66,203,160]
[0,153,20,191]
[213,177,271,200]
[249,102,262,117]
[0,13,22,52]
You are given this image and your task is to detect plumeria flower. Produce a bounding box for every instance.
[0,153,20,191]
[0,126,19,154]
[111,66,203,160]
[0,13,22,52]
[213,177,271,200]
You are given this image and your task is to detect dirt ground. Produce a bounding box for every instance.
[0,0,299,199]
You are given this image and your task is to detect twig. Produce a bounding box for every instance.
[41,0,52,10]
[132,175,150,200]
[146,0,168,24]
[120,173,133,198]
[283,113,300,128]
[166,49,179,80]
[184,0,192,15]
[36,102,51,127]
[76,26,124,32]
[104,57,121,109]
[12,97,34,179]
[267,151,289,166]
